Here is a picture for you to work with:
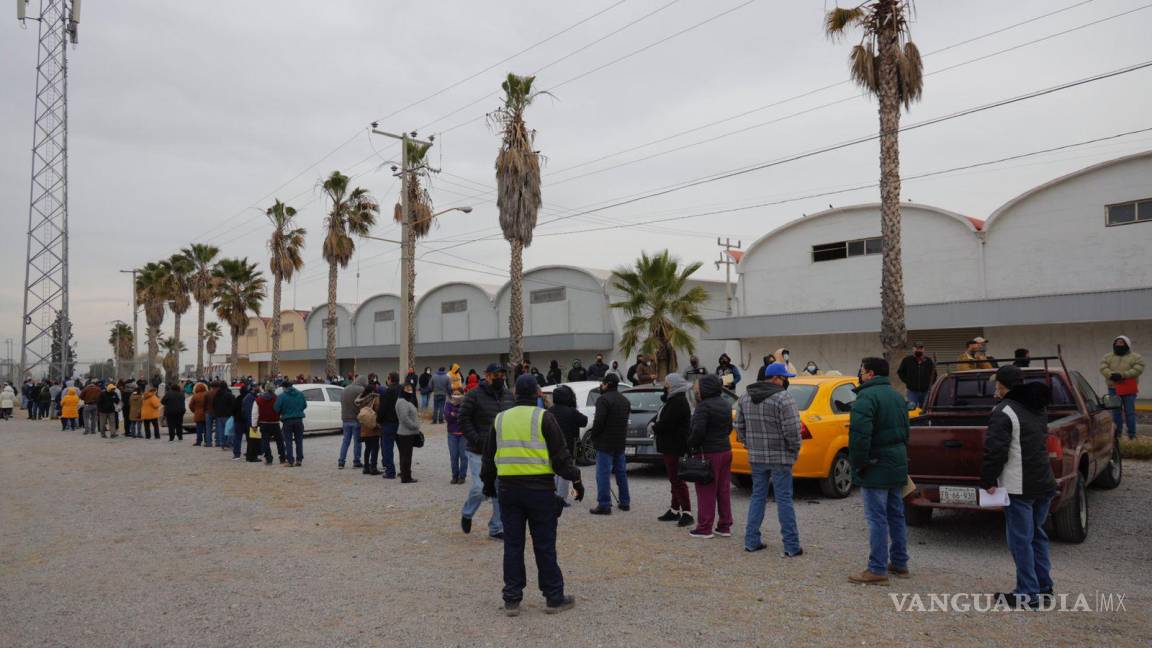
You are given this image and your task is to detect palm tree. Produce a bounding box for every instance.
[165,253,193,378]
[108,322,134,379]
[826,1,923,368]
[212,258,267,381]
[266,199,306,378]
[491,73,547,368]
[320,170,378,378]
[159,336,188,382]
[181,243,221,377]
[204,322,223,356]
[609,251,709,380]
[135,261,171,380]
[394,139,435,368]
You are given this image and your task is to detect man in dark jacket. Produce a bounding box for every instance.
[587,373,631,515]
[566,359,587,383]
[686,375,734,538]
[161,383,186,441]
[981,365,1058,608]
[96,384,120,437]
[459,363,513,538]
[896,342,936,408]
[338,376,367,469]
[848,358,910,585]
[626,355,645,385]
[211,381,236,450]
[652,373,694,527]
[375,373,402,479]
[586,354,609,381]
[481,375,584,616]
[547,385,588,506]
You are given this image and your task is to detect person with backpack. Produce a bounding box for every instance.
[355,388,381,475]
[252,382,285,465]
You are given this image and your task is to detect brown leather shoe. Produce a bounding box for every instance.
[888,563,910,579]
[848,570,889,585]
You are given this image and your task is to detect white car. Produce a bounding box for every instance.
[181,383,344,434]
[541,380,631,466]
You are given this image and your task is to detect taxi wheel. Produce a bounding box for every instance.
[819,451,853,499]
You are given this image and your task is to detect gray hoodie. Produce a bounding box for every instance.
[395,395,421,436]
[340,376,368,421]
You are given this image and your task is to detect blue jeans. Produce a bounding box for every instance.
[862,486,909,575]
[462,450,502,535]
[282,418,304,464]
[906,390,927,409]
[1005,494,1053,596]
[432,394,446,424]
[213,416,228,448]
[447,433,468,480]
[420,392,431,410]
[232,416,245,457]
[339,421,362,465]
[745,462,801,554]
[595,450,631,509]
[499,487,564,605]
[194,420,207,445]
[1107,389,1137,438]
[380,422,398,477]
[205,413,215,446]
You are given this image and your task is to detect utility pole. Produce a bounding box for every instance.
[17,0,81,381]
[715,237,742,316]
[119,269,138,378]
[370,126,433,376]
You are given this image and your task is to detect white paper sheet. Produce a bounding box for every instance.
[978,488,1010,508]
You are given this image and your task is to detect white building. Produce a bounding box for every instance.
[706,151,1152,393]
[273,266,736,379]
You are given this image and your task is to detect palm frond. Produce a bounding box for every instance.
[897,40,924,108]
[825,6,865,37]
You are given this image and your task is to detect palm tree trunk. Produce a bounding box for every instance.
[148,327,159,380]
[877,3,908,380]
[230,327,240,382]
[326,260,338,379]
[508,238,524,368]
[270,275,283,379]
[196,303,206,378]
[173,312,182,380]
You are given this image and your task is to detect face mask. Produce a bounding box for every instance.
[782,353,790,361]
[1114,345,1129,356]
[914,350,923,358]
[781,378,790,389]
[805,365,817,374]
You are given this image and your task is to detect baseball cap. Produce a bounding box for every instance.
[913,341,925,348]
[763,362,796,378]
[969,336,989,344]
[485,362,506,374]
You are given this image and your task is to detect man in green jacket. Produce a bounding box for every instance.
[847,357,910,585]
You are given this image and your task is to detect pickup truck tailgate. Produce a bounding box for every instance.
[907,423,985,482]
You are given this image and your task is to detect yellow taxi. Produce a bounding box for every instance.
[730,375,863,498]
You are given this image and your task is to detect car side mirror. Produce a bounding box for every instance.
[1100,394,1122,410]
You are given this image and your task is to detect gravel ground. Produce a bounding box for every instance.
[1,416,1149,648]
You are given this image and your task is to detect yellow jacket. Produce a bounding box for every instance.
[954,351,993,371]
[140,392,162,420]
[60,387,81,419]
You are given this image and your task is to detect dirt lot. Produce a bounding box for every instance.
[1,417,1148,647]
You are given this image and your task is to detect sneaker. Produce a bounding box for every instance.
[657,509,681,522]
[545,595,575,615]
[282,462,294,468]
[461,516,472,534]
[294,461,302,467]
[503,601,521,617]
[232,457,241,461]
[489,532,504,540]
[353,461,363,469]
[848,570,889,585]
[887,563,909,578]
[688,529,713,539]
[677,513,695,528]
[589,507,612,516]
[714,529,732,538]
[745,543,768,553]
[993,592,1034,609]
[100,433,107,438]
[618,504,631,512]
[338,462,345,470]
[382,473,396,479]
[783,549,804,558]
[401,478,418,484]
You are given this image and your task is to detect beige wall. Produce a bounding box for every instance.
[272,311,309,351]
[237,319,271,356]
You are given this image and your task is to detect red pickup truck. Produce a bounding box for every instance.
[904,365,1123,543]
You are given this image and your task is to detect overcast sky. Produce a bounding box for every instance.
[2,0,1149,367]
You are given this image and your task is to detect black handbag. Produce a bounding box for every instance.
[678,454,713,484]
[412,431,425,448]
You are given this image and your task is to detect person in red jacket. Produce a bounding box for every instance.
[252,382,285,465]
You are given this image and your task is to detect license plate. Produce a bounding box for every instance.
[938,486,977,505]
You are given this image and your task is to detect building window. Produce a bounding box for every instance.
[373,309,395,322]
[281,323,294,333]
[441,299,468,314]
[530,287,566,304]
[1106,199,1152,226]
[812,236,882,262]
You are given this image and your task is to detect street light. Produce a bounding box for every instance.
[362,205,472,373]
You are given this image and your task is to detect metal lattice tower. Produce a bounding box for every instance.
[18,0,79,380]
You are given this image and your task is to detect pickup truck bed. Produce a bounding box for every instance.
[905,368,1123,543]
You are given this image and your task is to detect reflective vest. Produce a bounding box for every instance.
[494,405,552,477]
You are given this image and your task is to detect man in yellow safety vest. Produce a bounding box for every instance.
[482,374,585,617]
